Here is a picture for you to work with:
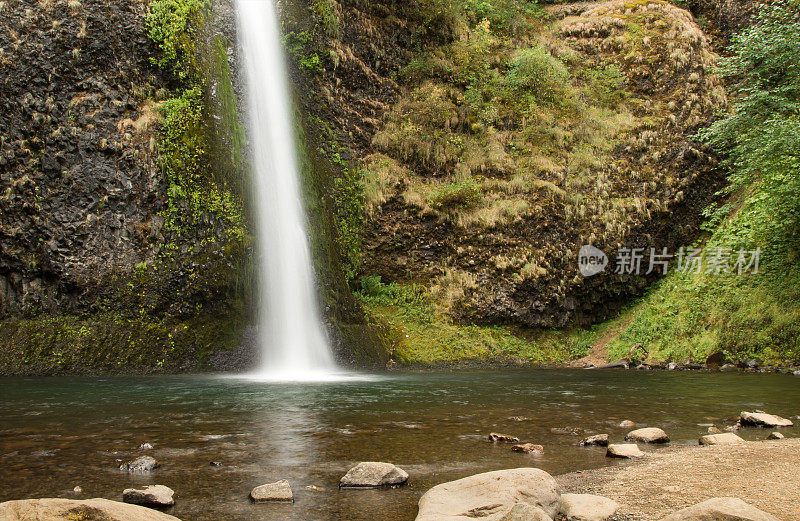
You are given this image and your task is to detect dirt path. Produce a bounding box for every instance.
[557,439,800,520]
[570,315,633,367]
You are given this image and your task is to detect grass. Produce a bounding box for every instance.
[357,276,595,366]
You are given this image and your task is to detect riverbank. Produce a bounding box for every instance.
[557,439,800,520]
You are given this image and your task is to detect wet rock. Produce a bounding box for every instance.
[123,485,175,507]
[499,503,551,521]
[488,433,520,443]
[559,493,619,521]
[580,434,609,447]
[606,444,644,458]
[725,422,741,432]
[740,411,793,428]
[667,362,678,371]
[720,364,738,372]
[793,370,800,376]
[511,443,544,454]
[625,427,670,444]
[707,426,723,434]
[72,486,82,495]
[767,432,784,440]
[508,416,531,422]
[415,468,560,521]
[249,480,293,503]
[120,455,159,473]
[0,498,182,520]
[139,443,154,450]
[209,461,223,467]
[658,497,781,521]
[618,420,636,429]
[705,351,727,369]
[340,462,408,488]
[698,432,745,446]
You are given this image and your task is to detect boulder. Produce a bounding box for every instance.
[606,444,644,458]
[0,498,182,521]
[511,443,544,454]
[122,485,175,507]
[499,503,551,521]
[707,426,723,434]
[658,497,781,521]
[698,432,745,446]
[767,432,784,440]
[415,468,561,521]
[120,456,159,473]
[249,480,293,503]
[740,411,793,428]
[580,434,609,447]
[618,420,636,428]
[559,493,619,521]
[340,462,408,488]
[625,427,670,444]
[488,433,520,443]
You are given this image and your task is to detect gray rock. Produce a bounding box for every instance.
[740,411,793,428]
[499,503,552,521]
[658,497,781,521]
[606,444,644,458]
[511,443,544,454]
[415,468,561,521]
[698,432,745,446]
[123,485,175,507]
[120,455,159,473]
[720,364,738,372]
[618,420,636,428]
[249,480,293,503]
[580,434,609,447]
[0,498,182,520]
[767,432,784,440]
[340,462,408,488]
[625,427,670,444]
[560,493,619,521]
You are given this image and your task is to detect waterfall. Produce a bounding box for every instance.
[235,0,336,379]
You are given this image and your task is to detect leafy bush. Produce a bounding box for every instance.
[507,46,570,103]
[146,0,208,74]
[428,178,484,209]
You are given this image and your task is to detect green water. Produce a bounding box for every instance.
[1,370,798,520]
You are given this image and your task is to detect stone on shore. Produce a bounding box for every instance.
[625,427,670,444]
[415,468,560,521]
[0,498,182,521]
[559,493,619,521]
[767,432,785,440]
[740,411,793,428]
[488,433,520,443]
[658,497,781,521]
[511,443,544,454]
[606,444,644,458]
[580,434,609,447]
[698,432,745,446]
[123,485,175,507]
[120,456,160,473]
[340,462,408,488]
[249,480,293,503]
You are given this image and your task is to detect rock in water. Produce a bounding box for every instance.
[580,434,609,447]
[618,420,636,428]
[625,427,670,444]
[698,432,745,446]
[606,444,645,458]
[510,443,544,454]
[740,411,793,428]
[120,456,160,473]
[767,432,785,440]
[0,498,182,520]
[488,433,520,443]
[658,497,781,521]
[123,485,175,507]
[560,493,619,521]
[415,468,560,521]
[340,462,408,488]
[499,503,552,521]
[249,480,293,503]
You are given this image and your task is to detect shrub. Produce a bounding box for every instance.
[507,46,570,103]
[428,178,484,209]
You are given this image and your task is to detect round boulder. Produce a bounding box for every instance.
[580,434,609,447]
[340,462,408,488]
[120,456,160,473]
[606,443,645,458]
[625,427,670,444]
[740,411,793,428]
[249,480,293,503]
[698,432,745,446]
[122,485,175,507]
[560,493,619,521]
[0,498,182,521]
[415,468,561,521]
[658,497,781,521]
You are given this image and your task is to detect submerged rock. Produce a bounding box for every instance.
[698,432,745,446]
[580,434,609,447]
[340,462,408,488]
[249,480,293,503]
[415,468,560,521]
[559,493,619,521]
[123,485,175,507]
[618,420,636,429]
[511,443,544,454]
[658,497,781,521]
[488,433,520,443]
[606,444,644,458]
[625,427,670,444]
[120,456,160,473]
[0,498,182,520]
[740,411,793,428]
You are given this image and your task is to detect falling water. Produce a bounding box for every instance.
[235,0,336,379]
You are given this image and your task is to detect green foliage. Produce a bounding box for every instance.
[701,0,800,257]
[146,0,208,75]
[428,177,483,209]
[312,0,340,38]
[507,45,570,103]
[333,156,365,284]
[284,31,323,73]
